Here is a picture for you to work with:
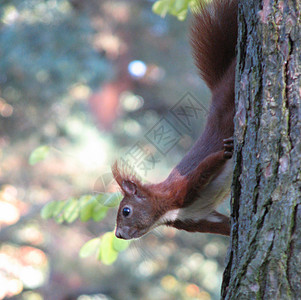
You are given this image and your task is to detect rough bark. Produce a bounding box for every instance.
[222,0,301,299]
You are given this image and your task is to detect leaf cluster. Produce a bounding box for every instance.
[152,0,199,21]
[79,232,130,265]
[41,192,129,264]
[41,193,122,224]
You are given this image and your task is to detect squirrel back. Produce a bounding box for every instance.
[191,0,238,91]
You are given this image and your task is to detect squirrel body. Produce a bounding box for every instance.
[113,0,238,240]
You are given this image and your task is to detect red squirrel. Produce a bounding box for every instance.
[112,0,238,239]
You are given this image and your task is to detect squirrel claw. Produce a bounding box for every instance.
[223,137,234,144]
[224,151,233,159]
[223,137,234,159]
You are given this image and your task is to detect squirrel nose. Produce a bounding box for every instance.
[115,228,124,239]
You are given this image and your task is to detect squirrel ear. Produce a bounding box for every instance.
[112,161,141,195]
[122,180,137,195]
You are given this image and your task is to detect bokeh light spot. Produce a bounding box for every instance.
[160,275,178,291]
[128,60,147,78]
[120,91,144,112]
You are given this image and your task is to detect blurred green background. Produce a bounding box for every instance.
[0,0,229,299]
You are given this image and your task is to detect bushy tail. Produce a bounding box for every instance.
[191,0,238,90]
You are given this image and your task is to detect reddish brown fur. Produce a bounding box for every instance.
[191,0,238,90]
[113,161,189,212]
[166,211,230,236]
[113,0,238,239]
[112,161,148,195]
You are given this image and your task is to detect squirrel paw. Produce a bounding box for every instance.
[223,137,234,159]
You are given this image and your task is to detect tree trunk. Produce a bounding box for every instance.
[222,0,301,299]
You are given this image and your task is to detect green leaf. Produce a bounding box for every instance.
[41,200,69,223]
[41,201,57,219]
[98,232,119,265]
[168,0,189,20]
[176,10,187,21]
[93,193,107,205]
[54,214,65,224]
[63,198,79,223]
[29,145,50,165]
[152,0,169,17]
[52,200,67,217]
[92,204,108,222]
[189,0,200,11]
[152,0,193,20]
[53,202,66,223]
[79,238,101,258]
[102,193,123,208]
[79,197,98,222]
[79,195,94,207]
[172,0,188,13]
[93,193,122,207]
[112,235,130,252]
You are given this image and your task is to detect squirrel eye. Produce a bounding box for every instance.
[122,207,131,217]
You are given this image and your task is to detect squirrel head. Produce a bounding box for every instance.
[112,162,192,239]
[112,162,160,240]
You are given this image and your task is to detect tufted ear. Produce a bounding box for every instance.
[121,180,137,195]
[112,161,142,195]
[112,161,123,187]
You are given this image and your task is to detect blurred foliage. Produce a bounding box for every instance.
[152,0,199,20]
[28,145,51,165]
[38,158,127,264]
[0,0,110,141]
[79,232,130,265]
[0,0,229,299]
[40,193,122,224]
